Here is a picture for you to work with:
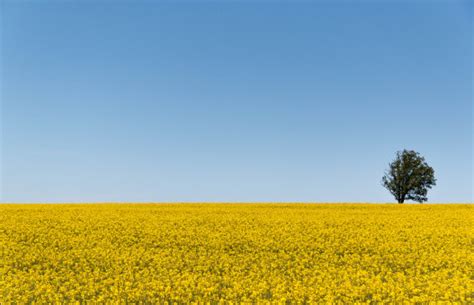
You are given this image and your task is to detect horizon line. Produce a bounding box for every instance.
[0,201,472,205]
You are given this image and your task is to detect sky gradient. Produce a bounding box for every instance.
[1,1,472,203]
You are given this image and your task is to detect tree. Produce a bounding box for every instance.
[382,150,436,203]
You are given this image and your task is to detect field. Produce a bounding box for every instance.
[1,204,472,303]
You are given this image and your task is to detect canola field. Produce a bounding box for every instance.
[1,204,472,303]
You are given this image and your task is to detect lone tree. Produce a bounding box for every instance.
[382,150,436,203]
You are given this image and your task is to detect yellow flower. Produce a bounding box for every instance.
[0,203,472,302]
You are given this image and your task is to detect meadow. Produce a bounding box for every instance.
[1,203,472,303]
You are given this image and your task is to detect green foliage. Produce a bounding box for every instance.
[382,150,436,203]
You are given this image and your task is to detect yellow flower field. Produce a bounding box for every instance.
[0,204,472,303]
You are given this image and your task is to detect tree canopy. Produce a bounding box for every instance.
[382,150,436,203]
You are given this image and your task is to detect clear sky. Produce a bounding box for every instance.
[1,1,472,203]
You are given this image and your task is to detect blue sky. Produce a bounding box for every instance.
[1,1,472,203]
